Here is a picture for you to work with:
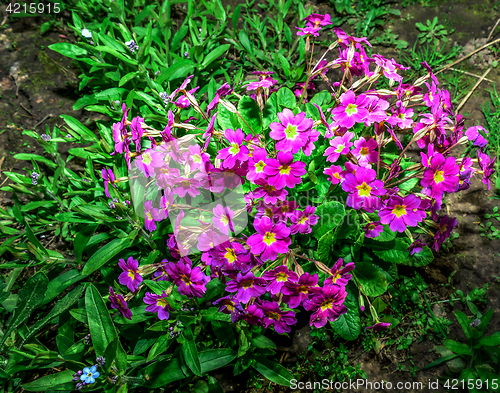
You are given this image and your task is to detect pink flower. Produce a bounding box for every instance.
[143,291,172,320]
[282,273,321,309]
[225,271,267,304]
[247,148,268,182]
[262,266,299,295]
[109,287,132,320]
[212,205,235,235]
[246,79,276,91]
[290,206,319,234]
[246,216,291,261]
[135,148,165,178]
[217,128,249,168]
[213,295,244,323]
[364,221,383,238]
[324,259,355,287]
[304,13,332,27]
[421,153,459,199]
[332,91,369,129]
[432,215,457,251]
[101,167,116,198]
[352,137,378,165]
[118,256,142,292]
[465,126,488,148]
[253,179,289,204]
[303,285,348,328]
[366,322,391,332]
[264,151,306,189]
[341,167,386,212]
[172,177,201,198]
[296,26,321,37]
[378,195,426,233]
[166,259,210,298]
[144,200,163,232]
[407,240,426,255]
[323,165,344,185]
[478,150,496,189]
[269,109,313,154]
[260,301,297,334]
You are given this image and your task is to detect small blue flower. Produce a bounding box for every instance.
[80,365,100,384]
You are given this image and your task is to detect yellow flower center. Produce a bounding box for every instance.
[335,143,345,153]
[434,170,445,184]
[229,143,240,155]
[360,147,370,156]
[181,275,192,286]
[279,165,291,175]
[298,216,308,224]
[156,298,168,308]
[345,103,358,116]
[220,214,229,226]
[192,153,202,163]
[225,248,237,263]
[142,152,152,165]
[241,279,254,289]
[284,124,298,140]
[356,182,372,197]
[263,232,276,245]
[128,269,136,279]
[320,299,333,312]
[330,271,341,283]
[276,272,289,282]
[255,160,266,172]
[297,285,309,294]
[268,311,281,320]
[146,212,153,221]
[263,185,276,192]
[391,204,407,218]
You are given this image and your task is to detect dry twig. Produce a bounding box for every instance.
[456,67,493,112]
[448,67,495,83]
[487,18,500,42]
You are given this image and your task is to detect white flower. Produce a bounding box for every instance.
[81,28,92,39]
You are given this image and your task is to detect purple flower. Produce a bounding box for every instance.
[282,273,321,309]
[269,109,313,154]
[253,179,289,204]
[166,259,210,298]
[213,295,244,323]
[478,149,496,190]
[260,301,297,334]
[172,177,201,198]
[264,151,307,189]
[225,271,267,304]
[135,148,165,178]
[304,13,332,27]
[143,291,172,320]
[421,153,459,199]
[303,285,348,328]
[465,126,488,148]
[364,221,383,238]
[247,148,268,182]
[262,266,299,295]
[109,287,132,320]
[407,240,426,255]
[378,195,425,233]
[212,205,235,235]
[432,215,457,251]
[341,167,386,212]
[296,26,321,37]
[144,200,163,232]
[246,216,291,261]
[101,167,116,198]
[216,128,249,168]
[352,137,378,165]
[366,322,391,332]
[118,257,142,292]
[323,165,344,185]
[331,91,369,129]
[246,79,276,91]
[324,132,355,162]
[324,258,355,287]
[290,206,319,234]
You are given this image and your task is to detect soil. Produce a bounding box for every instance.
[0,1,500,392]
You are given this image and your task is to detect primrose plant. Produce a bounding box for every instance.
[100,10,495,350]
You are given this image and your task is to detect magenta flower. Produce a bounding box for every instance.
[324,131,355,162]
[264,151,306,189]
[135,148,165,178]
[212,205,235,235]
[407,240,426,255]
[247,148,268,182]
[118,256,142,292]
[478,150,496,189]
[269,109,313,154]
[364,221,383,239]
[262,266,299,295]
[290,206,319,234]
[324,165,344,185]
[260,301,297,334]
[252,179,289,204]
[421,153,459,199]
[246,79,276,91]
[225,271,267,304]
[352,137,378,165]
[303,285,348,328]
[144,200,163,232]
[109,287,132,320]
[465,126,488,148]
[331,91,369,129]
[216,128,249,167]
[172,177,201,198]
[166,259,210,298]
[101,167,116,198]
[378,195,425,233]
[213,295,244,323]
[242,303,265,325]
[324,259,355,287]
[143,291,172,320]
[130,116,144,152]
[366,322,391,332]
[282,273,321,309]
[341,167,386,212]
[246,216,291,261]
[432,215,457,251]
[296,26,321,37]
[304,13,332,27]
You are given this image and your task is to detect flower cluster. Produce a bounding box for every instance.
[105,14,495,334]
[125,39,139,53]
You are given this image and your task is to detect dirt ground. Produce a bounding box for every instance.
[0,1,500,392]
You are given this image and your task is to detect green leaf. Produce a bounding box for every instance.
[42,269,83,305]
[60,115,97,141]
[252,356,292,386]
[443,339,472,355]
[317,230,334,262]
[238,96,262,135]
[372,224,396,242]
[181,327,202,376]
[312,201,345,239]
[373,239,411,264]
[407,245,433,267]
[453,310,471,339]
[13,153,57,169]
[94,45,138,65]
[331,297,360,340]
[0,272,48,349]
[354,262,387,297]
[238,30,253,55]
[74,224,98,264]
[49,43,88,60]
[251,335,276,349]
[119,71,140,87]
[85,284,118,357]
[277,87,296,108]
[477,334,500,347]
[22,370,75,391]
[202,44,230,68]
[262,92,278,130]
[81,237,131,276]
[23,286,84,343]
